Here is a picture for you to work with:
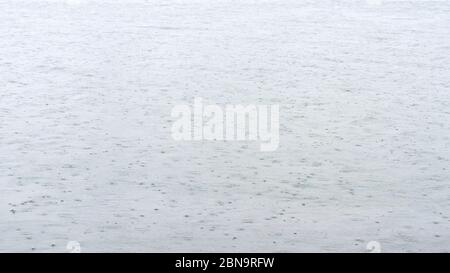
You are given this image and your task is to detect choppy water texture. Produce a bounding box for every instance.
[1,0,450,252]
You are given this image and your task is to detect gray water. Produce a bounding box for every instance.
[1,0,449,252]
